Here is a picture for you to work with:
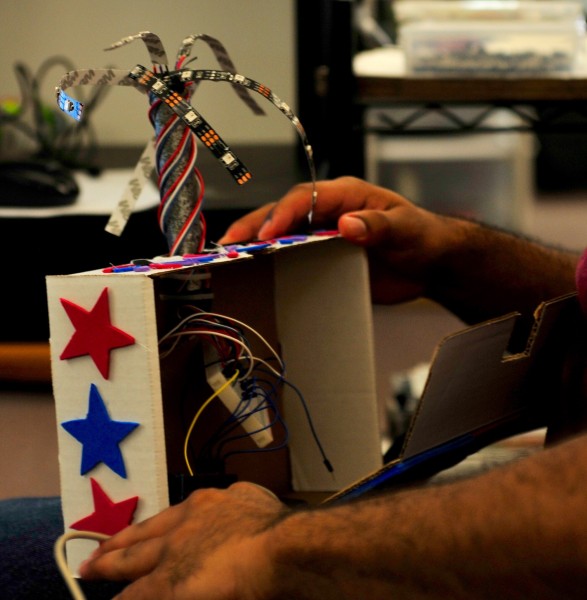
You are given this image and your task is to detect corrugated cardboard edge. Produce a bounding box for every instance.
[47,274,169,573]
[326,292,580,503]
[274,238,383,491]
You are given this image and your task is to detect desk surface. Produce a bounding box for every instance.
[0,144,302,218]
[0,343,51,384]
[356,75,587,104]
[0,169,160,219]
[353,47,587,104]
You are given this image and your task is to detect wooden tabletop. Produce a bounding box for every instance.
[356,75,587,104]
[0,343,52,384]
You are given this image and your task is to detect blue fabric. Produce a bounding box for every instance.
[0,496,126,599]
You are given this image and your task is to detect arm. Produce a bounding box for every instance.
[80,433,587,599]
[219,177,579,324]
[267,432,587,600]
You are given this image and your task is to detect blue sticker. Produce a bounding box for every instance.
[57,90,84,121]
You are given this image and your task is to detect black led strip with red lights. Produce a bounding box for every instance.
[129,65,252,185]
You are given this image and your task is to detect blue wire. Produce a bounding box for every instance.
[257,366,334,473]
[197,376,287,462]
[214,384,287,459]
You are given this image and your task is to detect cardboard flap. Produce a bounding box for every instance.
[402,313,521,458]
[403,292,579,458]
[327,292,581,503]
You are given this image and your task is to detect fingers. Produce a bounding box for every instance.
[105,502,185,551]
[338,214,369,242]
[338,206,412,248]
[80,501,185,575]
[219,181,314,244]
[79,502,189,582]
[256,182,319,240]
[80,535,163,581]
[218,177,406,244]
[81,483,284,583]
[218,202,276,244]
[259,177,378,240]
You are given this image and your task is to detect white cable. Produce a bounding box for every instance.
[54,530,110,600]
[160,329,255,377]
[159,309,283,374]
[191,310,284,370]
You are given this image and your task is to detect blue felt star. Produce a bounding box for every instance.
[61,384,139,478]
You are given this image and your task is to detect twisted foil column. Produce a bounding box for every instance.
[149,91,206,255]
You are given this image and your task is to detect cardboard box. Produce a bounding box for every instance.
[47,234,383,570]
[48,228,582,571]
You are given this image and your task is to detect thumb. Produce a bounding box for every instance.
[338,214,367,241]
[338,211,393,247]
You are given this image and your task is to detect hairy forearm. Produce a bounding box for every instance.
[264,434,587,599]
[426,217,580,325]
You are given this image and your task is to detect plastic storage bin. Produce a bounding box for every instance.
[365,109,535,232]
[394,1,586,76]
[400,20,585,76]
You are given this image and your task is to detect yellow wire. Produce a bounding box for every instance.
[183,369,240,476]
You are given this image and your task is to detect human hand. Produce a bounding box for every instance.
[218,176,460,305]
[79,482,288,600]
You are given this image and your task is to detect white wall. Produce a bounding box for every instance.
[0,0,296,146]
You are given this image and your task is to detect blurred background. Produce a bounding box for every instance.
[0,0,296,148]
[2,0,587,499]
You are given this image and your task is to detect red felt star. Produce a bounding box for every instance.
[70,478,139,536]
[59,287,135,379]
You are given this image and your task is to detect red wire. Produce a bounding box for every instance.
[169,162,205,254]
[157,127,193,224]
